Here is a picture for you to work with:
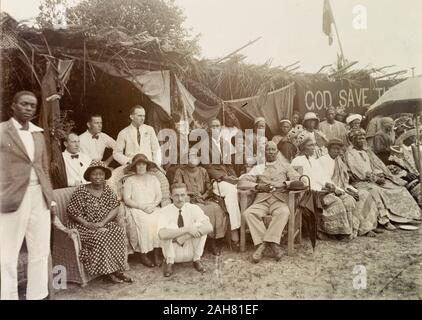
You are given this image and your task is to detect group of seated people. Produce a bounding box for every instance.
[59,104,421,285]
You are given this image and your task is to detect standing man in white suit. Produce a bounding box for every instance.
[113,105,161,166]
[0,91,56,300]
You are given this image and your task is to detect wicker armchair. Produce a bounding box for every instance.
[52,187,91,287]
[107,165,171,254]
[51,186,127,287]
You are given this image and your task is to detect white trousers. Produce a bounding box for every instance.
[212,181,241,230]
[0,185,51,300]
[161,235,207,264]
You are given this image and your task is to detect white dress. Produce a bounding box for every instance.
[123,174,162,253]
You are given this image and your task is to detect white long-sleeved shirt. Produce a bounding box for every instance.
[79,130,116,161]
[291,155,328,191]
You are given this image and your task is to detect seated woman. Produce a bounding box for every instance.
[122,154,163,267]
[373,117,395,164]
[66,160,132,284]
[174,148,228,256]
[344,129,421,228]
[345,114,363,145]
[291,133,355,240]
[388,146,421,206]
[318,139,379,237]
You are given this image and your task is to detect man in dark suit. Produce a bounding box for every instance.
[0,91,56,300]
[200,118,241,248]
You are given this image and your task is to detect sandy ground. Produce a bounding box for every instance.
[54,227,422,300]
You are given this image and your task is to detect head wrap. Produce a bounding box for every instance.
[254,117,266,125]
[294,130,314,151]
[327,138,344,149]
[348,128,366,142]
[380,117,394,127]
[279,119,292,126]
[266,141,277,149]
[346,114,363,125]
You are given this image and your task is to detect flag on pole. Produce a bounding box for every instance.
[322,0,334,45]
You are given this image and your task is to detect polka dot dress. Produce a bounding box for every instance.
[67,184,127,276]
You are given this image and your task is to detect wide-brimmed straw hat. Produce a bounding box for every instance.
[83,160,112,181]
[125,153,157,173]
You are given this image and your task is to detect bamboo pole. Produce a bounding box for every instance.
[373,70,407,80]
[281,61,300,71]
[329,60,358,76]
[214,37,262,64]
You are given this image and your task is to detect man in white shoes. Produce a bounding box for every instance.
[0,91,56,300]
[157,183,213,277]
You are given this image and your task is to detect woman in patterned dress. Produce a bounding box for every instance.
[67,160,132,284]
[291,134,355,240]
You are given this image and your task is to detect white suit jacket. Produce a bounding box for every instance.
[113,123,161,165]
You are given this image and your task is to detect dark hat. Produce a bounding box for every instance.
[287,180,307,191]
[83,160,112,181]
[327,138,344,148]
[125,153,157,174]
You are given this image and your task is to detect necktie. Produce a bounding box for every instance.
[71,154,79,159]
[137,128,141,146]
[177,209,184,228]
[92,134,99,140]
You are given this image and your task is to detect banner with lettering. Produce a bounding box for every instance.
[294,78,403,118]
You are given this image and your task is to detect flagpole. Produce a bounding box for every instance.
[330,2,346,66]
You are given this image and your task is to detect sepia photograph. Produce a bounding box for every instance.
[0,0,421,304]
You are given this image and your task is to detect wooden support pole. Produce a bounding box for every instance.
[414,114,422,201]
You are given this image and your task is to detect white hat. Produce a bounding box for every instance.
[279,119,292,125]
[254,117,266,125]
[303,112,318,122]
[346,114,362,124]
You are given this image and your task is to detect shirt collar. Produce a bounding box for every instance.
[63,149,79,157]
[173,203,186,212]
[86,130,100,137]
[353,146,368,152]
[11,117,44,133]
[265,159,277,167]
[131,123,142,130]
